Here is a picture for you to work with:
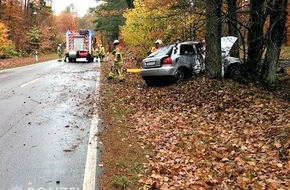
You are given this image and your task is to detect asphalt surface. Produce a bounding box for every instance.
[0,60,100,190]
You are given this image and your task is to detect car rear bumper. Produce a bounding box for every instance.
[141,66,176,77]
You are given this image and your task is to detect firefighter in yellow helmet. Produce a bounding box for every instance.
[107,39,124,82]
[99,44,106,62]
[150,39,163,53]
[96,43,106,62]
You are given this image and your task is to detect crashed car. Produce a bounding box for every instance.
[220,36,242,78]
[201,36,242,78]
[141,41,204,86]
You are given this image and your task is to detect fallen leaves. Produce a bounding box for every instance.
[99,56,290,189]
[0,54,57,69]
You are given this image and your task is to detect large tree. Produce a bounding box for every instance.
[246,0,266,79]
[0,21,11,56]
[261,0,288,89]
[205,0,222,78]
[226,0,239,58]
[93,0,127,49]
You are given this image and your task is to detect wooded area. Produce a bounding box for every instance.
[0,0,93,58]
[97,2,290,189]
[93,0,290,88]
[0,0,55,56]
[1,0,290,87]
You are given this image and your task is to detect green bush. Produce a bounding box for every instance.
[0,45,19,58]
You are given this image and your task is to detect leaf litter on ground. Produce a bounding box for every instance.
[99,54,290,190]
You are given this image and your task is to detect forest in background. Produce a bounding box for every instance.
[0,0,94,58]
[94,0,290,89]
[1,0,290,88]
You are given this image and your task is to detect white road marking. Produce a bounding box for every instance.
[83,63,101,190]
[83,114,99,190]
[61,65,68,69]
[20,77,42,88]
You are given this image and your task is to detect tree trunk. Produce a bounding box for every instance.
[227,0,239,58]
[205,0,222,78]
[261,0,288,89]
[126,0,134,8]
[0,0,2,19]
[246,0,266,79]
[26,0,30,14]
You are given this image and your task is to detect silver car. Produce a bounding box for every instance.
[198,36,243,78]
[141,41,204,86]
[220,36,243,78]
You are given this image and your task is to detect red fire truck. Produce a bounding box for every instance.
[65,29,96,63]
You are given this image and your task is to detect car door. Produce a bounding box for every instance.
[176,44,196,69]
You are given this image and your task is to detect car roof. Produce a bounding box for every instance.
[178,41,197,45]
[146,41,198,58]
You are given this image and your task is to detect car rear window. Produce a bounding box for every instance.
[147,45,173,57]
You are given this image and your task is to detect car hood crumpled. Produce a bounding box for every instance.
[221,36,238,55]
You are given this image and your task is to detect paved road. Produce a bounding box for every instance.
[0,60,101,190]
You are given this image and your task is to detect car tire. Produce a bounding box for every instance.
[173,68,185,83]
[87,57,93,63]
[144,78,155,86]
[225,63,241,79]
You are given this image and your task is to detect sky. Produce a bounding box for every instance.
[51,0,103,17]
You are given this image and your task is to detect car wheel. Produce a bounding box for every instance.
[144,78,155,86]
[225,63,241,79]
[173,68,185,83]
[87,57,93,63]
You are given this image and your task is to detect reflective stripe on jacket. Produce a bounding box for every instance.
[114,47,123,64]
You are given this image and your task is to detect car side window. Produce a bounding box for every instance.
[180,45,195,55]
